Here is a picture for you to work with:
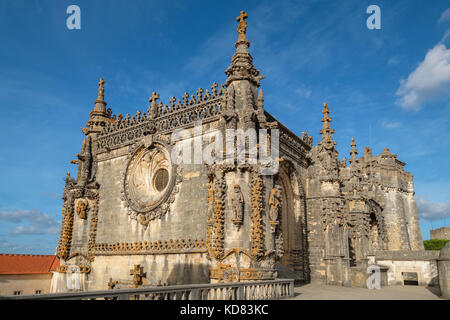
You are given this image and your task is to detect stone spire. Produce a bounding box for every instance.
[318,103,337,151]
[256,88,267,123]
[225,11,263,87]
[257,88,263,106]
[83,78,111,135]
[349,137,358,162]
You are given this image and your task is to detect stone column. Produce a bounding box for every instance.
[438,242,450,299]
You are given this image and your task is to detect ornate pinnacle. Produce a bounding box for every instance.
[257,89,264,109]
[225,11,263,87]
[319,102,336,150]
[85,77,109,135]
[350,137,358,161]
[236,11,249,45]
[321,103,332,128]
[96,78,106,102]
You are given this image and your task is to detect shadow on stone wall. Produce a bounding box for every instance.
[164,263,210,286]
[426,276,441,297]
[275,262,304,284]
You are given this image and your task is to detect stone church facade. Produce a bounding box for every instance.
[54,12,423,291]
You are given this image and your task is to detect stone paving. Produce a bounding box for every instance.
[288,284,444,300]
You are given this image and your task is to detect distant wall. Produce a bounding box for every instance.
[375,250,440,287]
[0,274,52,296]
[430,227,450,240]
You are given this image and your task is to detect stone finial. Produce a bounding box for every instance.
[364,147,372,160]
[236,11,249,45]
[322,103,332,125]
[225,11,263,87]
[350,137,358,161]
[257,89,264,108]
[211,82,218,97]
[149,92,160,108]
[85,77,109,135]
[182,92,189,106]
[169,96,176,108]
[96,78,105,102]
[318,102,336,150]
[380,147,398,160]
[196,88,204,102]
[147,92,160,120]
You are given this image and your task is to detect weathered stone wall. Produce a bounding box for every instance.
[366,149,423,251]
[88,253,210,290]
[95,156,207,244]
[305,179,327,283]
[431,227,450,240]
[438,243,450,299]
[82,139,211,290]
[379,189,411,250]
[375,250,439,287]
[402,192,424,250]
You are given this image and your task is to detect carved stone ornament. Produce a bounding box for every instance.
[269,185,282,233]
[75,199,88,220]
[122,142,182,227]
[231,184,244,229]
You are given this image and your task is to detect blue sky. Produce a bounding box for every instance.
[0,0,449,254]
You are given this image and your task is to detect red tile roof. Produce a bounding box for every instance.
[0,254,59,275]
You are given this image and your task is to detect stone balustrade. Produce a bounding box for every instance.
[0,279,294,300]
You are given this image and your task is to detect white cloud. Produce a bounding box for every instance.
[387,56,401,66]
[416,195,450,221]
[396,42,450,110]
[381,120,401,129]
[0,209,59,235]
[295,85,312,99]
[438,8,450,24]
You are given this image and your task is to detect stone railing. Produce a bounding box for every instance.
[1,279,294,300]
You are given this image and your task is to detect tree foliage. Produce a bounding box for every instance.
[424,239,450,251]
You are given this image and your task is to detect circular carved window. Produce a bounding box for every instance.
[124,143,174,213]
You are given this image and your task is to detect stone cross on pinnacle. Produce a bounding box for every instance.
[149,92,160,107]
[196,88,204,102]
[236,11,249,43]
[169,96,177,108]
